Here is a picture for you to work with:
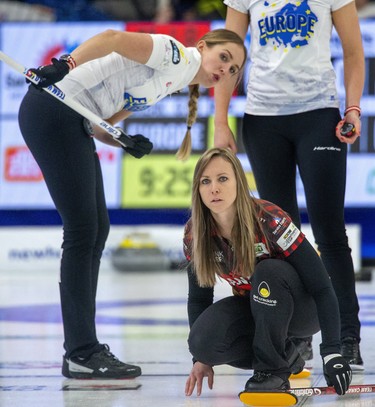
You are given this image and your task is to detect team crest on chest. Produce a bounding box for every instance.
[258,0,318,49]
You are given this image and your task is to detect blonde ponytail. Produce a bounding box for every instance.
[176,84,200,161]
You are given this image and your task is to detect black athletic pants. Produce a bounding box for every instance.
[242,108,361,341]
[188,259,320,375]
[18,86,110,358]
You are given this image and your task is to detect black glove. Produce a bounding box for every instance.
[114,127,153,159]
[323,354,352,395]
[27,58,70,88]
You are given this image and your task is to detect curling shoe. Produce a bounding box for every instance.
[62,344,142,379]
[244,371,290,392]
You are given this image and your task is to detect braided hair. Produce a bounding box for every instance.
[175,84,200,161]
[175,29,247,161]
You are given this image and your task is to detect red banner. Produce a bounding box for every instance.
[125,22,211,47]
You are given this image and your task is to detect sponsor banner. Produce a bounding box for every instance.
[0,223,361,273]
[0,22,124,116]
[0,225,185,272]
[0,118,121,208]
[125,118,207,154]
[0,119,52,208]
[1,125,374,211]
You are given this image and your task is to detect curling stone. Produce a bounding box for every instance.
[111,232,171,271]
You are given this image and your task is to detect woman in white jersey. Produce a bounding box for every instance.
[18,28,247,379]
[213,0,365,371]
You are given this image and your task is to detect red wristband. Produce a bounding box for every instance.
[344,105,361,117]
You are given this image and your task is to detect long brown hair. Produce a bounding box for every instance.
[190,148,264,287]
[176,29,247,161]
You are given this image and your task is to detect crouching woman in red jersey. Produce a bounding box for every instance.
[183,148,351,397]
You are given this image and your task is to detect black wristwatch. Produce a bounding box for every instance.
[59,54,76,70]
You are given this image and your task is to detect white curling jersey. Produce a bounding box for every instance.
[57,34,201,119]
[224,0,353,115]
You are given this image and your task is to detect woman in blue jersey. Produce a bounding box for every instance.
[18,28,247,380]
[214,0,364,370]
[184,147,351,395]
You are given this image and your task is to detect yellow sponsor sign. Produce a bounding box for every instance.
[121,155,200,208]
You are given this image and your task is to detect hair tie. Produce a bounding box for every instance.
[187,126,192,130]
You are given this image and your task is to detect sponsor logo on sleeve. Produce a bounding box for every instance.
[276,222,299,250]
[254,242,270,257]
[272,217,286,235]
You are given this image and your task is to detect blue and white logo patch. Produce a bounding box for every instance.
[170,40,181,64]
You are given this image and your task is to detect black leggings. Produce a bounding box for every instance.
[18,86,110,358]
[188,259,319,375]
[242,109,360,340]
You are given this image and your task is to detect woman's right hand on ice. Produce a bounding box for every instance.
[185,362,214,396]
